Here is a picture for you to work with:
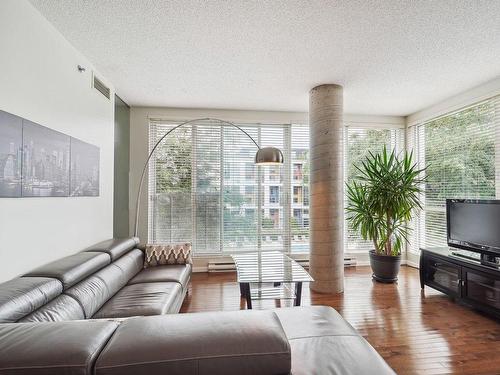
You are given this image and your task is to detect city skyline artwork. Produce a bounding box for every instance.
[0,109,100,198]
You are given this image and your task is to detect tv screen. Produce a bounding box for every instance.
[447,199,500,256]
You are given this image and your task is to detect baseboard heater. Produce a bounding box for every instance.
[208,256,357,273]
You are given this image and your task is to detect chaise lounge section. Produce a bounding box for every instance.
[0,238,395,374]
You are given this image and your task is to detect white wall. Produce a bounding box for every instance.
[0,0,115,281]
[407,76,500,127]
[129,106,404,270]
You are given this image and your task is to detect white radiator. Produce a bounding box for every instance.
[207,256,357,273]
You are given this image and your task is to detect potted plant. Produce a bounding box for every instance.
[346,146,426,282]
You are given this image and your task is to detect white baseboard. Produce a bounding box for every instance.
[405,260,420,268]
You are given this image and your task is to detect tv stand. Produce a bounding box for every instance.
[420,247,500,320]
[450,250,481,262]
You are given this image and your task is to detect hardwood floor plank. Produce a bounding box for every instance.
[181,265,500,375]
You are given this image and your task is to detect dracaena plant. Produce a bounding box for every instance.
[346,146,426,256]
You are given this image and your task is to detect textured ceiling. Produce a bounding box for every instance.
[30,0,500,115]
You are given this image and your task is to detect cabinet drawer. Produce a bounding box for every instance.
[465,270,500,310]
[424,257,461,296]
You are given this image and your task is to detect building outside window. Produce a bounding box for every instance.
[269,186,280,203]
[293,186,302,204]
[293,163,303,181]
[269,166,280,181]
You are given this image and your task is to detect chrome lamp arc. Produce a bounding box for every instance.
[133,117,284,238]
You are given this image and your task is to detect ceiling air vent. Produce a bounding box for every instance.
[92,74,110,99]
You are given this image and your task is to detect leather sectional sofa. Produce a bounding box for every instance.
[0,238,395,374]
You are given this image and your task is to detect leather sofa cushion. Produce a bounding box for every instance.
[128,264,191,288]
[0,320,118,375]
[288,335,396,375]
[275,306,396,375]
[19,295,85,322]
[95,310,291,375]
[83,237,139,261]
[112,249,144,282]
[92,282,182,319]
[65,250,144,318]
[24,252,111,290]
[0,277,62,323]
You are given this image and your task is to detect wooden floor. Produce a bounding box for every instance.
[180,265,500,375]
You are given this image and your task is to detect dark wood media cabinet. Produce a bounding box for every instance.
[420,248,500,320]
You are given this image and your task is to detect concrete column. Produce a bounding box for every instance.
[309,84,344,294]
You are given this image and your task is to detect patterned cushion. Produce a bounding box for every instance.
[144,243,192,268]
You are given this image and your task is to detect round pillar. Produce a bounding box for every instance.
[309,84,344,294]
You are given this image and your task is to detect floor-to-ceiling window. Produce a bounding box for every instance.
[149,119,293,254]
[148,119,404,256]
[344,126,404,253]
[408,96,500,254]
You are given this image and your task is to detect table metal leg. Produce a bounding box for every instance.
[242,282,252,309]
[294,282,302,306]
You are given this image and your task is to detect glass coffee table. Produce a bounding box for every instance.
[231,251,313,309]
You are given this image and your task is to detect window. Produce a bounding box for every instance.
[269,186,280,203]
[409,96,500,253]
[293,186,303,204]
[344,126,404,253]
[293,163,303,181]
[148,120,404,256]
[269,166,280,181]
[290,125,310,253]
[149,120,290,254]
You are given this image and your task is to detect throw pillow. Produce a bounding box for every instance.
[144,243,192,268]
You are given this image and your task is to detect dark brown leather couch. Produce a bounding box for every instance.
[0,238,395,375]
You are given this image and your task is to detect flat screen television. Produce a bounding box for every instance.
[447,199,500,257]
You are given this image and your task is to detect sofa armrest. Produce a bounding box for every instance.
[95,310,291,375]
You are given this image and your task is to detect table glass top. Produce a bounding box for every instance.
[231,251,313,283]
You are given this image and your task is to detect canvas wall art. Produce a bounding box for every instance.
[0,111,22,197]
[22,120,70,197]
[70,138,99,196]
[0,109,100,198]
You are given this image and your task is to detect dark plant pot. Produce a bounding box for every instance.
[369,250,401,283]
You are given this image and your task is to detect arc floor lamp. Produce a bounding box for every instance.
[133,117,284,238]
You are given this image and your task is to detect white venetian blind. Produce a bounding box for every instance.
[344,126,404,253]
[148,119,290,255]
[409,96,500,253]
[290,124,310,253]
